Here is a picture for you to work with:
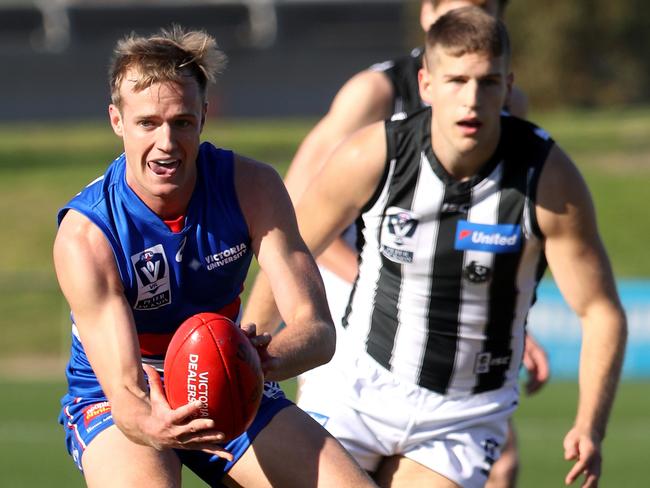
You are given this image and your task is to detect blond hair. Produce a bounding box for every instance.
[109,25,227,107]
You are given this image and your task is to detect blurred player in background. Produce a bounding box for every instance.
[245,7,627,487]
[277,1,546,486]
[53,25,376,488]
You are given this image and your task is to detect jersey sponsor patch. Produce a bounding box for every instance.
[454,221,522,254]
[380,207,419,264]
[204,242,248,271]
[474,352,512,374]
[131,244,172,310]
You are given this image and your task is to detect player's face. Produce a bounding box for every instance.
[419,46,512,165]
[109,72,207,215]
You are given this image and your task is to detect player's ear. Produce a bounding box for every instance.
[108,104,124,137]
[418,67,433,105]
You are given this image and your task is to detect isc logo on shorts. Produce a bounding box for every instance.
[454,221,521,254]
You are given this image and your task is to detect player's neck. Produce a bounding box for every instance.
[431,123,500,181]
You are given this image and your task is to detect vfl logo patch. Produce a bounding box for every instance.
[131,244,171,310]
[386,209,418,245]
[455,221,521,254]
[381,207,419,264]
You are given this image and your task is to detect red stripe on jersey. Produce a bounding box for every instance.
[138,297,242,356]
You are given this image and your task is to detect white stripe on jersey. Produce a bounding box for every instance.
[448,165,503,395]
[391,151,444,385]
[346,159,398,351]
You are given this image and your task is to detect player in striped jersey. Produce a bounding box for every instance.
[270,1,545,486]
[245,8,626,488]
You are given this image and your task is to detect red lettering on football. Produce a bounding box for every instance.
[163,312,264,441]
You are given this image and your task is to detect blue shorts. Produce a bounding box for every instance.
[59,380,292,486]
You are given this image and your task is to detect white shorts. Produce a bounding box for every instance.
[297,349,517,488]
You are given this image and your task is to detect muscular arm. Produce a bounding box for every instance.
[536,146,627,487]
[283,69,394,283]
[243,122,388,353]
[235,156,337,381]
[284,69,394,203]
[53,210,227,455]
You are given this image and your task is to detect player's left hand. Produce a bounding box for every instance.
[563,426,602,487]
[522,334,550,395]
[241,322,279,376]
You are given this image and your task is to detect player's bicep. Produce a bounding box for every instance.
[536,147,619,316]
[284,70,393,203]
[296,121,388,257]
[54,210,143,395]
[235,157,330,324]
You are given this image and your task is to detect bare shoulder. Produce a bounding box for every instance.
[55,210,115,266]
[233,154,285,206]
[317,120,388,210]
[337,119,387,162]
[232,154,295,243]
[536,144,595,238]
[54,210,122,299]
[328,69,395,124]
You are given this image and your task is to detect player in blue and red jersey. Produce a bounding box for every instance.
[53,25,376,488]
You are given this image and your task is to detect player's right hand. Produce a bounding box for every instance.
[241,322,279,376]
[142,364,234,461]
[523,334,550,395]
[562,425,601,487]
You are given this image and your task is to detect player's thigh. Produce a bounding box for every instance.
[486,419,519,488]
[374,455,461,488]
[82,424,181,488]
[226,404,375,488]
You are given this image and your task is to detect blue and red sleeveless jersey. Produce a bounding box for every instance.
[58,142,253,397]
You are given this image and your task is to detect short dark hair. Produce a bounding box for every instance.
[109,25,227,107]
[425,6,511,65]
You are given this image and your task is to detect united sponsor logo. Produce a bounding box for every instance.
[454,221,521,254]
[131,244,171,310]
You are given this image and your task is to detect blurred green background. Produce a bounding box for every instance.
[1,0,649,486]
[0,109,649,486]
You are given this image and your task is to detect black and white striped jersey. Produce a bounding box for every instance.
[370,47,425,119]
[343,107,554,396]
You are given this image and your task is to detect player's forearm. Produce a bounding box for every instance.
[264,316,335,381]
[575,305,627,440]
[242,271,283,336]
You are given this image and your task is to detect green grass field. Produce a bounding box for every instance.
[1,379,647,487]
[0,108,649,486]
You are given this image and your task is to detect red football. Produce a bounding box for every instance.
[163,312,264,441]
